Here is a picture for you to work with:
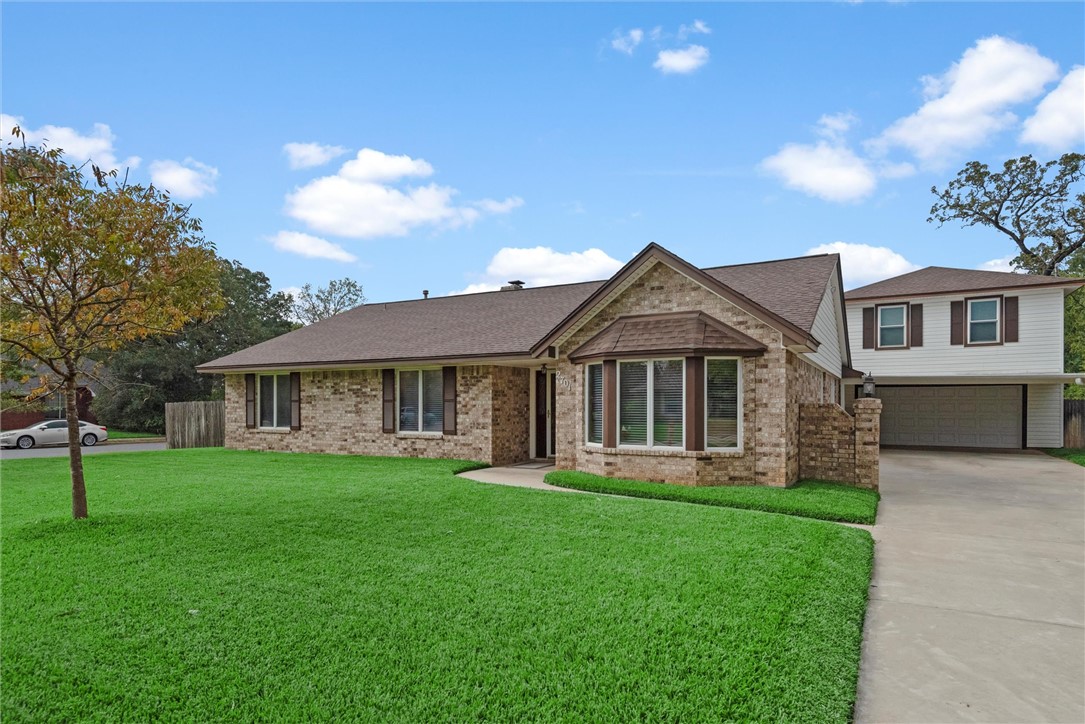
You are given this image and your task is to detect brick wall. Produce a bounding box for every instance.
[798,397,881,490]
[225,364,530,465]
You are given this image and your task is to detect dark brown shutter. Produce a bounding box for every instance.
[244,374,256,428]
[909,304,923,347]
[602,360,617,448]
[289,372,301,430]
[1004,296,1019,343]
[862,307,876,349]
[382,369,395,433]
[684,357,705,452]
[442,366,457,435]
[950,301,964,345]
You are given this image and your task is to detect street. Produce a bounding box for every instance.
[0,441,167,461]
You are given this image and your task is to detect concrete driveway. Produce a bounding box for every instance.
[856,450,1085,723]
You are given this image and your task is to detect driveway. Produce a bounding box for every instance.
[856,450,1085,723]
[0,441,167,460]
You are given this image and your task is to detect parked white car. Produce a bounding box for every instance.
[0,420,109,449]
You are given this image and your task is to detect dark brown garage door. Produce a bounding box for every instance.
[877,385,1023,448]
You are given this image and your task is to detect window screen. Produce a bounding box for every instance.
[619,361,648,445]
[707,359,739,449]
[652,360,683,447]
[586,364,603,444]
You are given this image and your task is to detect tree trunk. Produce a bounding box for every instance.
[64,375,88,519]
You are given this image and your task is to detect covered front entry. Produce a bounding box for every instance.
[878,385,1023,449]
[531,369,556,458]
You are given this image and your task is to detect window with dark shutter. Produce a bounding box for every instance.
[1004,296,1019,343]
[442,366,457,435]
[950,301,965,345]
[245,374,256,428]
[382,369,395,433]
[909,304,924,347]
[290,372,301,430]
[862,307,876,349]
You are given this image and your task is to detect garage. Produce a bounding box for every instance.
[877,385,1023,448]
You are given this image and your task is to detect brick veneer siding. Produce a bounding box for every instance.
[224,364,529,465]
[798,397,881,490]
[555,261,795,486]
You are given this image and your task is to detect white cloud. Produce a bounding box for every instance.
[268,230,357,263]
[285,148,520,239]
[977,255,1020,273]
[0,113,140,170]
[474,197,524,214]
[872,36,1060,165]
[611,28,644,55]
[760,142,877,203]
[148,158,218,199]
[678,19,711,39]
[338,148,434,183]
[283,142,349,170]
[816,112,859,141]
[278,285,304,300]
[1020,66,1085,152]
[449,246,625,295]
[806,242,921,287]
[653,45,710,75]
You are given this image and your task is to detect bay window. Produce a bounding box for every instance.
[706,359,741,450]
[585,363,603,445]
[618,359,683,448]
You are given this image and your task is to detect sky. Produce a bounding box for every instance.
[3,2,1083,302]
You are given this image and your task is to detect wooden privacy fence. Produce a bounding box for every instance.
[1066,400,1085,449]
[165,400,225,449]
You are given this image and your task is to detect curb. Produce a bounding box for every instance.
[100,437,165,445]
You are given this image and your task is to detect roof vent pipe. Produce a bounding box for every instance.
[423,290,429,299]
[501,280,525,291]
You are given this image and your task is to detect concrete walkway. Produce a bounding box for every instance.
[856,450,1085,723]
[457,461,571,492]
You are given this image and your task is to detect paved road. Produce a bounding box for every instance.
[0,441,167,461]
[856,449,1085,722]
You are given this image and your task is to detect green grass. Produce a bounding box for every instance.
[546,470,880,525]
[104,429,160,439]
[2,450,873,722]
[1045,448,1085,467]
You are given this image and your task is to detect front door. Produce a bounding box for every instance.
[534,370,555,458]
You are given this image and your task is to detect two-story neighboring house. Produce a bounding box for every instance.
[843,267,1084,449]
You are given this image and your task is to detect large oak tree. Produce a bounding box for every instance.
[1,137,223,519]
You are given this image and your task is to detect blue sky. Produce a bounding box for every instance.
[4,3,1083,300]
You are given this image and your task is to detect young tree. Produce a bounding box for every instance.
[929,153,1084,275]
[1,138,223,519]
[94,259,296,433]
[290,278,365,325]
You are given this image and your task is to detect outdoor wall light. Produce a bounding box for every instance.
[862,373,876,398]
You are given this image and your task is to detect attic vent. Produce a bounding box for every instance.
[501,280,525,291]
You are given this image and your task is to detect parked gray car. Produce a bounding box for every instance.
[0,420,109,449]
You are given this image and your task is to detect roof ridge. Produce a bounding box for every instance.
[701,253,834,271]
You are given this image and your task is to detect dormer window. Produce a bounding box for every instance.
[967,298,1000,344]
[877,304,907,348]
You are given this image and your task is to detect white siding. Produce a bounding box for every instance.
[1027,383,1064,447]
[804,272,845,378]
[846,287,1065,376]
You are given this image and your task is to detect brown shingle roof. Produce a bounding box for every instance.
[569,312,767,363]
[197,249,840,371]
[845,266,1084,301]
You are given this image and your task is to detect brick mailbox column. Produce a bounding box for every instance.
[852,398,882,490]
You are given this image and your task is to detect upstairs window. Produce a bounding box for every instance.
[968,298,1000,344]
[398,369,444,432]
[877,305,907,348]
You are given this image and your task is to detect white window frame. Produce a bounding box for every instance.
[396,368,443,434]
[584,363,603,447]
[967,297,1001,345]
[617,358,685,450]
[877,304,908,349]
[705,357,743,452]
[256,372,291,430]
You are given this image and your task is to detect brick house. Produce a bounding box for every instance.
[198,244,881,488]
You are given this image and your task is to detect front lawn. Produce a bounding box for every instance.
[2,450,873,722]
[1045,448,1085,467]
[546,470,880,525]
